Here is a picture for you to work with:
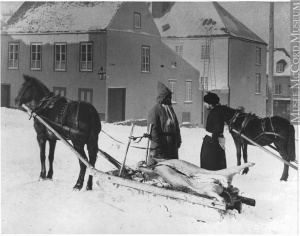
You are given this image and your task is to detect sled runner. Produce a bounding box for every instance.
[21,104,255,222]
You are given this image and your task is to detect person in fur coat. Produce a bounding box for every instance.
[147,81,181,165]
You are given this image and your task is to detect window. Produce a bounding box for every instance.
[276,60,287,73]
[134,12,141,28]
[255,73,261,94]
[276,63,284,73]
[31,43,42,70]
[80,42,93,71]
[141,46,150,72]
[185,81,192,102]
[171,62,177,68]
[201,45,210,59]
[275,84,282,95]
[169,81,176,103]
[55,43,67,71]
[78,88,93,104]
[256,47,261,65]
[182,112,191,123]
[200,77,208,90]
[8,43,19,69]
[175,45,183,55]
[53,87,66,97]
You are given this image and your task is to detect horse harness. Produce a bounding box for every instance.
[30,93,87,138]
[227,109,283,142]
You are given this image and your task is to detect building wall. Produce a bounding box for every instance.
[106,2,161,121]
[273,76,290,98]
[162,37,230,125]
[272,76,290,120]
[106,30,200,124]
[106,1,200,125]
[162,37,229,92]
[1,33,107,115]
[159,42,201,125]
[229,38,267,117]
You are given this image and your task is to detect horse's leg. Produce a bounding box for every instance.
[86,139,98,191]
[280,164,289,181]
[47,139,56,179]
[37,134,47,179]
[274,141,290,181]
[242,143,249,174]
[233,137,242,166]
[72,143,88,190]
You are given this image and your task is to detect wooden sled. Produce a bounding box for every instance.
[22,104,255,222]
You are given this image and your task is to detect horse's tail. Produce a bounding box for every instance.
[286,124,296,162]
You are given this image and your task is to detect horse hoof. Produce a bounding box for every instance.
[46,174,53,179]
[39,176,47,181]
[73,186,82,191]
[280,178,287,182]
[73,183,83,191]
[86,186,93,191]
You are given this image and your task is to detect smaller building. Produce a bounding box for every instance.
[266,48,291,120]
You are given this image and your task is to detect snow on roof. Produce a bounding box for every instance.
[5,2,123,33]
[154,2,266,44]
[267,48,291,76]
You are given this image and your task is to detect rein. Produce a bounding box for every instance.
[101,130,159,150]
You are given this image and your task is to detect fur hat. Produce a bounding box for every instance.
[204,92,220,105]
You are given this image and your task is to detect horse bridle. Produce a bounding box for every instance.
[226,109,241,130]
[17,80,32,103]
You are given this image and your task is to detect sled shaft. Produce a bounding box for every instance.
[22,104,93,169]
[232,128,298,170]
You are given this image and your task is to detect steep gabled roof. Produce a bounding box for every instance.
[154,2,266,44]
[5,2,123,33]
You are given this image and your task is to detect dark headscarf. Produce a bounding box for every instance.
[204,92,220,105]
[156,81,172,105]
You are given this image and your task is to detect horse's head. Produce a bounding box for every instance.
[220,105,238,125]
[15,75,36,107]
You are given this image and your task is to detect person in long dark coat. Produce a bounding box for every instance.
[200,92,227,170]
[147,81,181,165]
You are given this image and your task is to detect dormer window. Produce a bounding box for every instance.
[134,12,141,29]
[276,59,287,73]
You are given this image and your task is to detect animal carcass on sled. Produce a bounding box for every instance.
[97,150,256,222]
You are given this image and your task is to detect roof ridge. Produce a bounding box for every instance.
[213,2,266,44]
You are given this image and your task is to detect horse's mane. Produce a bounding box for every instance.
[24,75,50,94]
[220,104,236,112]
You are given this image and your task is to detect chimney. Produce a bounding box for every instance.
[152,2,172,18]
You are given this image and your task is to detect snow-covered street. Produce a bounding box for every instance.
[1,107,298,234]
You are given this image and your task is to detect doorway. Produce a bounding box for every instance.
[107,88,126,123]
[1,84,11,108]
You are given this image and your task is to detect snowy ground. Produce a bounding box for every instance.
[1,107,298,234]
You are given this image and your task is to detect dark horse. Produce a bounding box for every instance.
[15,75,101,190]
[219,105,295,181]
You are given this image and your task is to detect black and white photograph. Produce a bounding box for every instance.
[1,0,299,234]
